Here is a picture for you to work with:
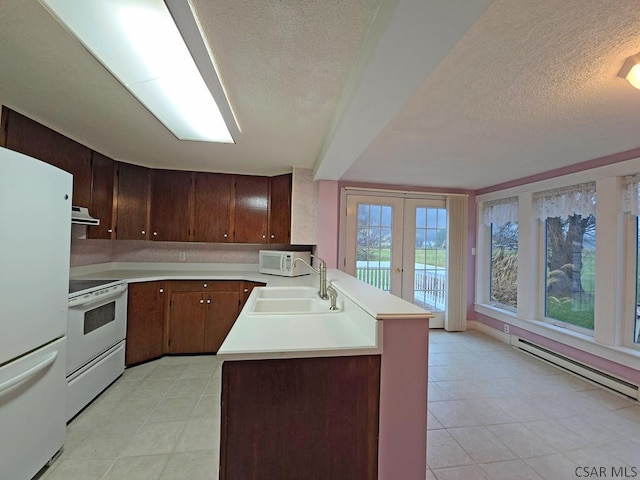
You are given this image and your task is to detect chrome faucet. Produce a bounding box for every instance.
[293,255,329,300]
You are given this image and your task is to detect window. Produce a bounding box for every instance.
[534,182,596,332]
[490,222,518,309]
[623,173,640,344]
[544,214,595,330]
[632,217,640,344]
[483,197,518,310]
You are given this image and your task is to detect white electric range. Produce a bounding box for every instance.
[67,279,128,421]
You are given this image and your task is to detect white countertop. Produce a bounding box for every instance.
[70,262,432,360]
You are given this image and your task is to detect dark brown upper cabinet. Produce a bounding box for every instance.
[87,152,116,239]
[1,107,92,207]
[193,172,234,242]
[150,169,192,242]
[114,162,150,240]
[233,175,269,243]
[267,173,292,244]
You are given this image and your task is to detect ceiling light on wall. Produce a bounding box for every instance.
[38,0,239,143]
[618,53,640,90]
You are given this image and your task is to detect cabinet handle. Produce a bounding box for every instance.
[159,288,164,293]
[200,299,204,304]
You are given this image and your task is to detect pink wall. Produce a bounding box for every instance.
[378,318,429,480]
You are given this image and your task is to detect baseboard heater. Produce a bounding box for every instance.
[510,337,639,401]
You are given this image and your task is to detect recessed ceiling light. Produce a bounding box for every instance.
[38,0,239,143]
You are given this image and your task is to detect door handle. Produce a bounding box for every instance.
[0,351,57,396]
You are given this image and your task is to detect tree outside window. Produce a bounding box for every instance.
[545,214,595,330]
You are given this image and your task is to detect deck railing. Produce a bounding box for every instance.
[355,263,446,311]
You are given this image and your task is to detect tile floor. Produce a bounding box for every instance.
[427,330,640,480]
[35,329,640,480]
[36,354,222,480]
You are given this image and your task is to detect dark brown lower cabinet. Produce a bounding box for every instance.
[126,282,166,366]
[220,355,381,480]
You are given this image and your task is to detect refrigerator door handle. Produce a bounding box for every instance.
[0,351,58,396]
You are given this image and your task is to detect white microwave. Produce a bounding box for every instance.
[259,250,311,277]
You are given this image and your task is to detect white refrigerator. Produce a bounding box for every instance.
[0,147,71,479]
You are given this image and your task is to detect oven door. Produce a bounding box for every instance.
[67,286,128,376]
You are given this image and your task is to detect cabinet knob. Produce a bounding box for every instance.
[107,229,113,233]
[200,299,204,304]
[223,233,228,238]
[203,283,208,288]
[270,234,275,239]
[153,232,158,236]
[244,288,249,293]
[262,234,266,239]
[141,230,146,235]
[159,288,164,293]
[206,299,211,304]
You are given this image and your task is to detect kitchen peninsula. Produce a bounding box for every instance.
[71,262,432,480]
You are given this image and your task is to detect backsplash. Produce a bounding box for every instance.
[70,239,310,267]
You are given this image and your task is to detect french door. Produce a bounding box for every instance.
[344,194,447,327]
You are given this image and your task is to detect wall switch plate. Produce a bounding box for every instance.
[179,251,186,261]
[503,324,510,334]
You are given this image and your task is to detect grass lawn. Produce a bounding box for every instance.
[358,248,446,267]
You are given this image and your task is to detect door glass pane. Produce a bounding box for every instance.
[356,203,393,291]
[414,207,447,311]
[544,214,595,331]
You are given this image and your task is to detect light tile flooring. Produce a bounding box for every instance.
[36,355,222,480]
[36,330,640,480]
[427,330,640,480]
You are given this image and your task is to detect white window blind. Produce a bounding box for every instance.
[482,197,518,226]
[621,173,640,216]
[533,182,596,220]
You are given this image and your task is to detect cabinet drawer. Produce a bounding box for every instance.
[169,280,242,292]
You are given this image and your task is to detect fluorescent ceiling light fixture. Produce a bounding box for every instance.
[38,0,238,143]
[618,53,640,91]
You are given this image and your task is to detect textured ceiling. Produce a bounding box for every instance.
[1,0,640,189]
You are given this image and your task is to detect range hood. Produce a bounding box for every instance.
[71,206,100,226]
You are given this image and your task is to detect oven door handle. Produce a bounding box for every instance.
[0,351,57,397]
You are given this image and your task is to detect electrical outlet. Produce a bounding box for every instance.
[503,324,510,334]
[179,251,186,261]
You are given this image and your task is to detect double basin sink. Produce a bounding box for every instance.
[248,286,340,315]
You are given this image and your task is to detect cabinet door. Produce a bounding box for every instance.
[168,291,205,353]
[115,162,150,240]
[240,281,266,310]
[193,172,233,242]
[2,107,92,207]
[87,152,115,239]
[233,175,268,243]
[204,290,241,353]
[150,169,192,242]
[126,282,166,366]
[268,174,292,244]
